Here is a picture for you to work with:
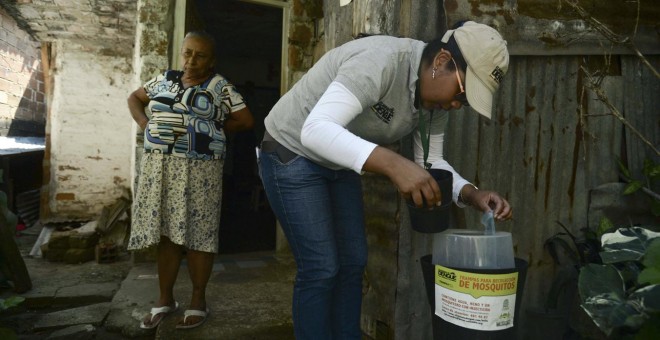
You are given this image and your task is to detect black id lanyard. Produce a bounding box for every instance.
[418,111,433,170]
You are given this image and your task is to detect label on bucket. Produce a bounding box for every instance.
[434,264,518,331]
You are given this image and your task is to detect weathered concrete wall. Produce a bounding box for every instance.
[133,0,173,85]
[6,0,137,58]
[288,0,324,85]
[0,7,45,136]
[128,0,175,199]
[4,0,139,221]
[45,41,134,220]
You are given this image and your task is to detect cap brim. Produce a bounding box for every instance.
[465,67,493,119]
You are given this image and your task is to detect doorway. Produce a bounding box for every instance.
[190,0,284,253]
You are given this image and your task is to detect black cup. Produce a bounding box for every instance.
[407,169,452,233]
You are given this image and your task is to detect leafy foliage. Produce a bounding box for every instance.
[0,296,24,310]
[578,227,660,338]
[617,158,660,217]
[542,221,604,318]
[544,221,604,269]
[0,296,23,339]
[0,328,17,340]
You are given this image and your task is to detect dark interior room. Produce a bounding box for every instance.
[192,0,283,253]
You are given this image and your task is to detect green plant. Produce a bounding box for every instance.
[0,296,24,311]
[0,295,24,339]
[537,221,607,338]
[578,226,660,339]
[617,157,660,217]
[545,221,606,269]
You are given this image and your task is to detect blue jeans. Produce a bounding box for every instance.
[258,149,367,340]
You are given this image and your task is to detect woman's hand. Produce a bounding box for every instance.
[363,146,441,207]
[393,162,442,208]
[462,185,512,221]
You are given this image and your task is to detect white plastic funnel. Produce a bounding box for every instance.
[432,229,515,269]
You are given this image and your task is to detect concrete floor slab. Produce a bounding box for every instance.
[33,302,111,331]
[3,227,297,339]
[105,252,296,339]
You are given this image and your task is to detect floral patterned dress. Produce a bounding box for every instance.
[127,71,246,253]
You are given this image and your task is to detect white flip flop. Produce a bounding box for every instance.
[139,301,179,329]
[176,308,210,329]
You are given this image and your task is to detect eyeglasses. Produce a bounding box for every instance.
[450,58,469,106]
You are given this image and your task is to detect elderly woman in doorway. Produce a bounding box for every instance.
[258,21,513,339]
[127,31,254,330]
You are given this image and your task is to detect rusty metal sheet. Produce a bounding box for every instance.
[389,54,658,339]
[444,0,660,55]
[440,53,659,321]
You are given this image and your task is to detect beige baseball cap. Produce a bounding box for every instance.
[441,21,509,119]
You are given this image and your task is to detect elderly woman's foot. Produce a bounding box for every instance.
[176,303,209,329]
[140,301,179,329]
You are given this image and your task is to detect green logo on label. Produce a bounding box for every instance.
[437,268,456,281]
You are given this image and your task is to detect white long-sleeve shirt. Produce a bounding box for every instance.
[265,36,470,205]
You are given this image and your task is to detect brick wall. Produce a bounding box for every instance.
[0,7,45,137]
